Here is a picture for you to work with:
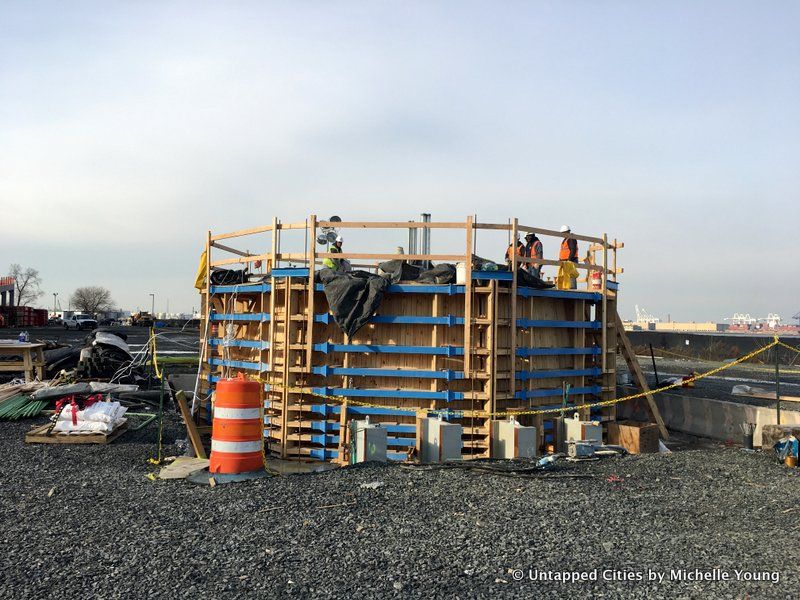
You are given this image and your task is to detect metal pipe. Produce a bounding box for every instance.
[649,343,660,386]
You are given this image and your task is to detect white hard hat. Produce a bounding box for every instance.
[559,225,570,233]
[335,235,343,243]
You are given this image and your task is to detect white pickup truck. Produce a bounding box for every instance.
[63,314,97,330]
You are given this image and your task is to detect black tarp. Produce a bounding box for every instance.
[318,269,390,337]
[210,269,249,285]
[378,260,456,284]
[377,260,421,283]
[516,268,555,289]
[417,264,456,284]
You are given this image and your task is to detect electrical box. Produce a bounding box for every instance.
[562,412,603,451]
[350,419,387,463]
[491,419,538,459]
[420,417,462,463]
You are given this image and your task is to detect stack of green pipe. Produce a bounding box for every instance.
[0,394,49,420]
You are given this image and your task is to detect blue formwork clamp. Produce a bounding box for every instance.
[443,370,457,382]
[316,364,333,378]
[443,389,457,402]
[315,313,331,324]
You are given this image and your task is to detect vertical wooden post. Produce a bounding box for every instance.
[464,215,474,375]
[601,234,608,377]
[306,214,317,371]
[268,218,278,366]
[510,218,518,395]
[612,238,618,283]
[200,230,212,413]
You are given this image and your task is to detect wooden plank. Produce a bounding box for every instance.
[317,221,465,229]
[601,233,608,376]
[510,218,518,395]
[25,422,129,444]
[306,215,317,371]
[615,312,669,439]
[464,215,473,375]
[176,390,207,459]
[210,252,271,267]
[210,241,253,257]
[317,252,463,261]
[476,223,605,244]
[517,255,610,274]
[210,224,273,241]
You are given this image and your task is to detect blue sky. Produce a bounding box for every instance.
[2,1,798,321]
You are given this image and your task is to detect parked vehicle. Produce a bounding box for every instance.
[63,314,97,330]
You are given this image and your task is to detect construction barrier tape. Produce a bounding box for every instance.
[254,338,785,420]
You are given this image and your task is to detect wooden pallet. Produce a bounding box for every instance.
[25,421,129,445]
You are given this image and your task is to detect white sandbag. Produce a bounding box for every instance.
[51,418,126,434]
[57,401,127,424]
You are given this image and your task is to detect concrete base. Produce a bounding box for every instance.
[619,392,800,447]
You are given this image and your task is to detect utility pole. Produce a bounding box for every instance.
[53,292,58,316]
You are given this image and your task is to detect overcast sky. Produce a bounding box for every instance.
[2,1,798,321]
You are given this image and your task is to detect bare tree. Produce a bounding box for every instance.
[9,263,44,307]
[70,286,115,315]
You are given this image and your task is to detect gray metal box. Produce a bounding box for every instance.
[491,419,538,459]
[563,412,603,449]
[351,420,387,463]
[420,417,462,463]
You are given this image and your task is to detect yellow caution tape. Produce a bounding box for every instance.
[264,339,781,420]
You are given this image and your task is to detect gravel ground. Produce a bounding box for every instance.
[1,417,799,599]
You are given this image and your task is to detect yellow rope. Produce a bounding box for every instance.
[149,329,164,380]
[273,339,782,419]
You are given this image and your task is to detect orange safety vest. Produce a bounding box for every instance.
[506,243,524,262]
[559,238,574,261]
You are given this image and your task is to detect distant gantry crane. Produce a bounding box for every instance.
[724,313,758,326]
[759,313,782,328]
[634,305,660,324]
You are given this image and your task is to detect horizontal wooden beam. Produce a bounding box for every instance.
[209,252,271,267]
[210,241,252,257]
[317,221,466,229]
[516,256,609,273]
[318,252,465,261]
[210,224,272,241]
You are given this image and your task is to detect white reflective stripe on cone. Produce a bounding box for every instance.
[211,439,263,453]
[213,407,261,420]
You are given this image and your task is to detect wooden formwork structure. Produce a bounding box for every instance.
[197,217,624,461]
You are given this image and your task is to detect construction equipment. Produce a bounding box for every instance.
[130,311,154,327]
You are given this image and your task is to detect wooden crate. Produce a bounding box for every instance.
[25,422,129,445]
[607,420,659,454]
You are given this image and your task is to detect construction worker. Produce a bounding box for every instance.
[558,225,578,289]
[524,232,543,278]
[323,235,344,271]
[505,236,525,269]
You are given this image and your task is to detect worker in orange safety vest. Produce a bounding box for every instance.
[505,236,525,269]
[558,225,578,289]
